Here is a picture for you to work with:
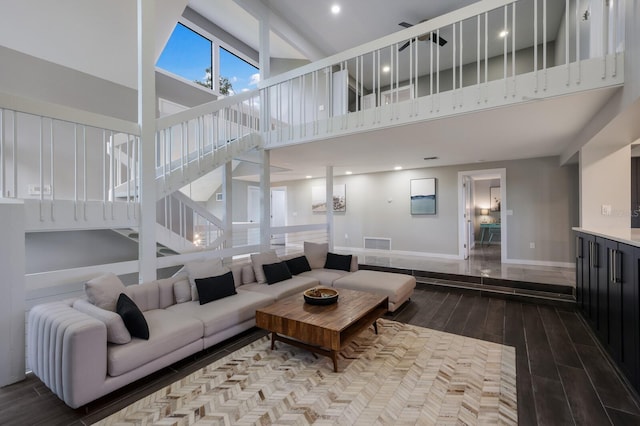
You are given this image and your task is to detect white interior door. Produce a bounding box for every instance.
[271,187,287,245]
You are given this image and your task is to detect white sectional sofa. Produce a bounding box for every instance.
[27,242,414,408]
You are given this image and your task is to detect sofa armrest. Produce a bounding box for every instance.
[28,301,108,408]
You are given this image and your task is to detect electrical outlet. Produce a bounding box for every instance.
[530,242,535,249]
[601,204,612,216]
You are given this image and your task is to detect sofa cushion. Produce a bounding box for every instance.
[263,262,293,285]
[85,273,128,312]
[166,290,274,338]
[250,251,279,284]
[195,271,237,305]
[324,252,353,272]
[116,293,149,340]
[333,270,416,306]
[107,309,203,377]
[285,255,312,275]
[128,280,160,312]
[73,299,131,344]
[185,258,227,301]
[241,275,318,300]
[173,277,191,303]
[241,263,255,284]
[229,263,244,288]
[298,268,351,287]
[304,241,328,269]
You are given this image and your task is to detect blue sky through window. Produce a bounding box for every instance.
[157,23,259,95]
[220,47,259,94]
[156,23,211,86]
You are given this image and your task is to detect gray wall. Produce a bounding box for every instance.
[252,156,578,263]
[25,230,139,273]
[0,45,138,121]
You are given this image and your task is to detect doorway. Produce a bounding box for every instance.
[246,186,288,246]
[458,169,506,264]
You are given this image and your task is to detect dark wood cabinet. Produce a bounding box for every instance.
[575,232,640,391]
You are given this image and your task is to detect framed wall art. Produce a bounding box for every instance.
[410,178,436,215]
[312,184,346,212]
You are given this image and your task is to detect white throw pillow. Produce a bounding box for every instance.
[304,241,328,269]
[84,273,127,312]
[185,258,227,300]
[173,278,192,303]
[73,299,131,344]
[250,251,279,284]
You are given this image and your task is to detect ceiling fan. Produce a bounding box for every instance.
[398,21,447,51]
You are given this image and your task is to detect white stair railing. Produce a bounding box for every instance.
[157,191,226,252]
[154,89,262,198]
[257,0,624,148]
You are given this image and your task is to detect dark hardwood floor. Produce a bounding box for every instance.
[2,285,640,425]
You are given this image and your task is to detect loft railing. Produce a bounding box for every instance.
[0,92,140,223]
[257,0,624,147]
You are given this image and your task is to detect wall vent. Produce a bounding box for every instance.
[363,237,391,251]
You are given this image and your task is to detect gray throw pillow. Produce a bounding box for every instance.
[73,299,132,344]
[84,273,127,312]
[251,251,279,284]
[304,241,328,269]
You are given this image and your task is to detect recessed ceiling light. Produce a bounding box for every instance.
[306,175,312,179]
[331,4,341,14]
[394,166,403,171]
[345,171,353,175]
[499,30,509,38]
[382,65,390,73]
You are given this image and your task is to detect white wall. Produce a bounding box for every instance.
[580,143,631,229]
[227,156,578,263]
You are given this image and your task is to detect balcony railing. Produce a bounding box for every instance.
[0,92,140,225]
[257,0,624,147]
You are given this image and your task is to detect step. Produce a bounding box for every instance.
[359,264,575,309]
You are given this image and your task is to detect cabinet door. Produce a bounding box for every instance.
[576,233,586,312]
[588,236,604,330]
[595,238,613,343]
[612,244,639,389]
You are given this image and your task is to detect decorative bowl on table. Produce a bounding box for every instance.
[303,287,339,305]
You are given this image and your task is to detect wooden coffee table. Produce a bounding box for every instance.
[255,288,388,372]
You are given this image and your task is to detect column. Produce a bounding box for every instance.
[260,149,271,251]
[326,166,334,251]
[137,0,157,282]
[0,200,25,386]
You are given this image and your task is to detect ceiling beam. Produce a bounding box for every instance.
[233,0,326,61]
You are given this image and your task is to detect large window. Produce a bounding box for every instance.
[219,47,259,95]
[157,23,213,89]
[157,22,259,96]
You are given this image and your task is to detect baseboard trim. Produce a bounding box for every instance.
[334,246,460,260]
[502,258,575,269]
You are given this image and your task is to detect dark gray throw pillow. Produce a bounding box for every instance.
[285,255,312,275]
[262,262,293,285]
[324,252,352,272]
[116,293,149,340]
[195,271,237,305]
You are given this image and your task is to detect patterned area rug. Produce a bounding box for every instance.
[96,319,517,425]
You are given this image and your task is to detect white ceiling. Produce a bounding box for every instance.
[0,0,187,89]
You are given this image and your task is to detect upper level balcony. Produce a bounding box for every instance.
[257,0,624,159]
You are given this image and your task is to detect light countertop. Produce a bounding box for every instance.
[573,227,640,248]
